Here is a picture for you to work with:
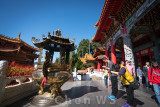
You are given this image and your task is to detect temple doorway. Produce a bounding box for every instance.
[142,55,150,66]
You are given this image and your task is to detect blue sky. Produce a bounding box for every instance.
[0,0,104,62]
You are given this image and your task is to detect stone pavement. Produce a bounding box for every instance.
[8,80,159,107]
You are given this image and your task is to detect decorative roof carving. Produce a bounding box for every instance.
[32,30,75,51]
[92,0,145,44]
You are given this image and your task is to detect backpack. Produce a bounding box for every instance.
[122,75,140,90]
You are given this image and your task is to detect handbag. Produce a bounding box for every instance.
[122,75,140,90]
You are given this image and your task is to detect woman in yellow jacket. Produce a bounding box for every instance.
[111,61,134,107]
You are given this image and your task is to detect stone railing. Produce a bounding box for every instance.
[37,63,69,71]
[0,61,38,107]
[93,69,104,72]
[90,69,104,80]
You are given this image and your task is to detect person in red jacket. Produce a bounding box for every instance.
[148,60,160,106]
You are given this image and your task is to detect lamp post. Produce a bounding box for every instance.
[89,41,90,54]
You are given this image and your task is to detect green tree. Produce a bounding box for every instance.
[71,52,78,70]
[71,39,101,71]
[71,51,85,71]
[54,57,59,64]
[75,59,85,70]
[77,39,89,57]
[86,63,93,68]
[77,39,101,57]
[90,42,101,55]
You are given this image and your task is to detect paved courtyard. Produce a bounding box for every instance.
[9,80,159,107]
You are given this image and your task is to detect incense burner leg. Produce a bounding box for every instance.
[58,87,65,98]
[50,85,55,95]
[39,85,44,95]
[50,84,65,99]
[51,88,59,99]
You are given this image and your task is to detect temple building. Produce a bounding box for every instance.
[92,0,160,68]
[0,33,39,65]
[80,47,121,71]
[79,53,104,71]
[80,53,96,64]
[79,48,106,71]
[92,47,106,70]
[93,47,122,64]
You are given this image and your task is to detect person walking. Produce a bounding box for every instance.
[148,60,160,106]
[137,66,143,86]
[103,69,109,88]
[111,61,135,107]
[126,61,135,78]
[143,61,150,88]
[102,57,118,100]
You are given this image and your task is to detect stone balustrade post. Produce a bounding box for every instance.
[0,60,8,104]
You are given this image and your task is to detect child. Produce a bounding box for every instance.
[137,66,143,86]
[103,69,109,88]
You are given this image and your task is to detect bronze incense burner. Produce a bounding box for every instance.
[31,30,75,106]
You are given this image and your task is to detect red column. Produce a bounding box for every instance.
[97,61,100,70]
[110,40,117,64]
[121,47,125,63]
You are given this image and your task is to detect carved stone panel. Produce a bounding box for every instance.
[122,35,135,66]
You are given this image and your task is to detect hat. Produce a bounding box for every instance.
[128,61,131,63]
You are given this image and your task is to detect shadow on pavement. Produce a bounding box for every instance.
[133,98,144,107]
[63,86,101,99]
[122,96,144,107]
[117,90,126,99]
[151,95,159,106]
[121,94,145,107]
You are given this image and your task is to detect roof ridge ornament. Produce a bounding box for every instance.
[18,33,21,40]
[42,34,45,38]
[31,37,40,43]
[53,31,54,35]
[48,32,51,38]
[56,29,61,36]
[70,38,75,44]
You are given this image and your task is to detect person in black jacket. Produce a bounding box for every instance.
[143,62,150,88]
[102,57,118,100]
